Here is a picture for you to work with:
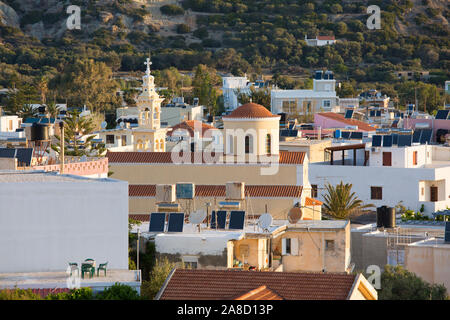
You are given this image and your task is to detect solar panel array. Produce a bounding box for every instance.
[0,148,33,166]
[435,110,449,120]
[398,135,412,147]
[210,210,246,230]
[372,128,433,148]
[149,212,185,233]
[382,135,393,147]
[344,110,354,119]
[372,135,382,147]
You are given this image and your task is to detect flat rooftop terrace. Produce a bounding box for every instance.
[0,270,140,290]
[0,170,116,183]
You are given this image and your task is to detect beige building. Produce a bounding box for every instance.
[405,238,450,292]
[108,102,322,217]
[228,220,351,273]
[279,139,332,163]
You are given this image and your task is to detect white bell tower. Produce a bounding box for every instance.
[136,58,163,130]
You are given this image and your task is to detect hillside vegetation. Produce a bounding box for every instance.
[0,0,448,113]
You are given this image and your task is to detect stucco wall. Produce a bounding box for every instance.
[273,226,349,273]
[405,242,450,292]
[0,178,129,273]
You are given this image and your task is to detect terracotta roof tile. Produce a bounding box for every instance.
[129,185,303,198]
[234,285,283,300]
[107,151,305,165]
[129,214,150,222]
[317,112,376,132]
[159,269,357,300]
[168,120,217,137]
[317,35,335,40]
[223,103,279,119]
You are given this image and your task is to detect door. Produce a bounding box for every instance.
[382,152,392,166]
[430,186,438,202]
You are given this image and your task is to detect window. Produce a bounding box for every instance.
[282,238,298,256]
[106,135,115,144]
[323,100,331,108]
[245,135,253,154]
[160,139,164,150]
[382,152,392,166]
[184,261,198,269]
[413,151,418,165]
[266,134,271,154]
[371,187,382,200]
[311,185,318,198]
[325,240,335,251]
[285,238,291,255]
[9,120,13,131]
[121,135,127,146]
[421,187,424,196]
[282,100,296,113]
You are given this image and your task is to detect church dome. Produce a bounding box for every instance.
[223,103,279,119]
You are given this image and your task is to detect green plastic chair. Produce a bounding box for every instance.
[81,263,95,279]
[97,262,108,277]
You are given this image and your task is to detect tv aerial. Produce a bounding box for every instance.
[258,213,273,232]
[288,206,302,224]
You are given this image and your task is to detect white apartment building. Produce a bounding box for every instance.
[309,144,450,215]
[0,171,129,273]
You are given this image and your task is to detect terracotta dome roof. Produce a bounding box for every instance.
[223,103,279,119]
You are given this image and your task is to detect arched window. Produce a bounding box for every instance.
[266,134,271,154]
[136,139,143,150]
[160,139,164,150]
[245,135,253,154]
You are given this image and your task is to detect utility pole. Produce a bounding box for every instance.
[59,122,64,174]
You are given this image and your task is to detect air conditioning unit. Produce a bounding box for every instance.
[156,184,176,203]
[226,182,245,200]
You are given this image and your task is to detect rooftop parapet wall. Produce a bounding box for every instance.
[18,157,109,177]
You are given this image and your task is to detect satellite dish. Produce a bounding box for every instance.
[101,121,107,129]
[189,210,207,224]
[258,213,273,231]
[119,122,125,128]
[288,207,302,224]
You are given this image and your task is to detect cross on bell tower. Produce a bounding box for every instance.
[144,57,152,76]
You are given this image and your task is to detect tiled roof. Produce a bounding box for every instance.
[159,269,357,300]
[223,103,279,119]
[317,112,376,132]
[107,151,305,165]
[305,197,323,206]
[168,120,217,137]
[317,35,335,40]
[129,184,303,198]
[234,285,283,300]
[129,214,150,222]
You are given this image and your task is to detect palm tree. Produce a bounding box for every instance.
[52,110,105,157]
[322,181,374,220]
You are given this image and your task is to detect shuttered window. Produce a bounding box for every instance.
[371,187,382,200]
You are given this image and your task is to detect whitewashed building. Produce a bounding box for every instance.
[305,35,336,46]
[222,76,251,112]
[0,171,129,273]
[309,144,450,215]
